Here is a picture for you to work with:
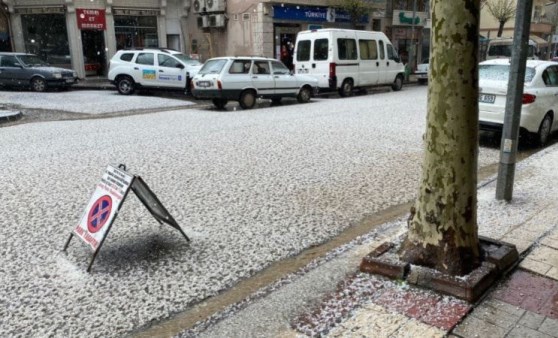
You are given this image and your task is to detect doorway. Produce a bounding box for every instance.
[81,30,106,76]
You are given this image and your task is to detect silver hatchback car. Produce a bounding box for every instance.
[191,56,318,109]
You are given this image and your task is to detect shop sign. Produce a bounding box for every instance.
[272,5,368,24]
[14,6,65,14]
[392,10,428,26]
[113,8,160,16]
[77,8,106,30]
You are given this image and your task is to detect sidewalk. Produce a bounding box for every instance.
[73,76,113,90]
[174,144,558,338]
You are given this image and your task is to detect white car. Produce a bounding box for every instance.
[108,48,202,95]
[191,56,318,109]
[415,58,429,84]
[479,59,558,146]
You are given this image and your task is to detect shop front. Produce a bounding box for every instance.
[76,8,106,76]
[390,10,428,70]
[271,4,369,67]
[113,8,159,50]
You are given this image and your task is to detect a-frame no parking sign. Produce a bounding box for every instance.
[63,164,189,272]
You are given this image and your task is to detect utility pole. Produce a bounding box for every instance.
[409,0,417,73]
[495,0,533,201]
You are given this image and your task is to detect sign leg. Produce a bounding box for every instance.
[62,233,74,251]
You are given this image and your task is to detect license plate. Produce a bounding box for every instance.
[479,93,495,104]
[196,81,211,88]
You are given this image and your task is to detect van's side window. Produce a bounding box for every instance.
[296,41,311,61]
[338,38,357,60]
[359,39,378,60]
[379,41,385,59]
[314,39,329,61]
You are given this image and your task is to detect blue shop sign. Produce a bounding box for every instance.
[272,5,368,24]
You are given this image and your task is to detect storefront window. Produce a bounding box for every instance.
[115,16,158,49]
[21,14,68,61]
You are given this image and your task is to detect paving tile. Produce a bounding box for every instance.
[329,303,409,338]
[452,315,508,337]
[541,237,558,251]
[528,246,558,269]
[539,317,558,337]
[547,267,558,281]
[500,235,532,255]
[518,311,546,330]
[372,287,440,320]
[470,302,522,329]
[539,293,558,320]
[507,228,542,243]
[520,257,552,276]
[391,319,446,338]
[483,298,527,318]
[420,298,471,330]
[506,325,552,338]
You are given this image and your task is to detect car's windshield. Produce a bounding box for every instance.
[173,54,202,66]
[479,64,536,83]
[199,59,228,74]
[17,55,49,67]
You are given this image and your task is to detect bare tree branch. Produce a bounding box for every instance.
[486,0,516,37]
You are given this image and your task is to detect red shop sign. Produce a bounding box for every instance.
[77,8,106,30]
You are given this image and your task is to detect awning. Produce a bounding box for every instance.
[529,35,549,47]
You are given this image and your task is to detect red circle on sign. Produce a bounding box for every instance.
[87,195,113,233]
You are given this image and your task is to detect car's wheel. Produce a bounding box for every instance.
[338,79,353,97]
[30,77,47,92]
[536,113,553,146]
[212,98,228,109]
[116,76,135,95]
[297,86,312,103]
[271,98,282,105]
[239,90,256,109]
[392,75,403,91]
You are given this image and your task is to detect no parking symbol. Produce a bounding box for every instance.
[73,165,133,251]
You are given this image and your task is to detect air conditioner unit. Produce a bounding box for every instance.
[200,15,210,28]
[205,0,226,12]
[208,14,226,27]
[192,0,202,14]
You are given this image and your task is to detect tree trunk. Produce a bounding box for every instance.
[497,20,505,37]
[399,0,481,276]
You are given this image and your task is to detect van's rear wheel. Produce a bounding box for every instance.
[338,79,353,97]
[392,75,403,91]
[116,76,135,95]
[239,90,256,109]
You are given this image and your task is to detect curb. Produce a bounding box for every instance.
[0,110,22,123]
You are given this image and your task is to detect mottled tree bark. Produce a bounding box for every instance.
[399,0,481,276]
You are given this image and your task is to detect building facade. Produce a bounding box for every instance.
[2,0,432,78]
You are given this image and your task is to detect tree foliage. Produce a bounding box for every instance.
[486,0,516,37]
[330,0,380,29]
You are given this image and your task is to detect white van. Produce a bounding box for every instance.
[293,29,405,96]
[486,37,539,60]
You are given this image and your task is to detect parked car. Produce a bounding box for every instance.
[0,52,78,92]
[479,59,558,146]
[191,56,319,109]
[108,48,202,95]
[415,58,429,84]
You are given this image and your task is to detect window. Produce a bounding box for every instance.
[479,65,536,83]
[313,39,329,61]
[544,66,558,86]
[136,53,154,65]
[296,40,311,61]
[359,39,378,60]
[379,40,385,59]
[338,38,357,60]
[271,61,290,74]
[253,61,270,74]
[120,53,134,62]
[229,60,251,74]
[158,54,181,68]
[0,55,18,67]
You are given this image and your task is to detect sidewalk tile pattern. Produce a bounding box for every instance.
[291,272,471,337]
